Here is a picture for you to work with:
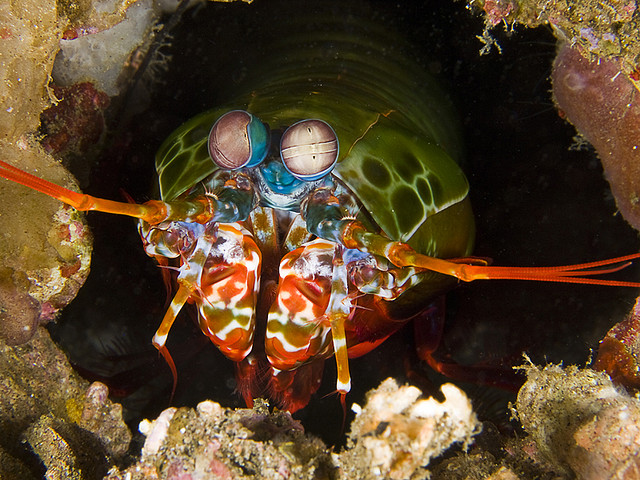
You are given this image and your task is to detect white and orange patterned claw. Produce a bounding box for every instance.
[150,222,261,398]
[198,223,261,362]
[265,239,335,372]
[265,239,356,399]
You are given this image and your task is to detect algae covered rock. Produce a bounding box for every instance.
[0,0,60,140]
[515,361,640,478]
[0,140,92,344]
[0,328,131,479]
[108,399,335,480]
[0,0,186,339]
[106,379,484,480]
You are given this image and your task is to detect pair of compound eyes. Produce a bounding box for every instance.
[208,110,338,181]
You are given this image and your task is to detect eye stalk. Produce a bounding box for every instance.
[280,119,339,181]
[208,110,270,170]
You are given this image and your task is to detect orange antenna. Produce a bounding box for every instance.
[339,222,640,288]
[0,159,231,226]
[0,159,170,223]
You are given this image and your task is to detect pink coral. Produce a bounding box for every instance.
[40,82,110,155]
[552,44,640,231]
[482,0,515,26]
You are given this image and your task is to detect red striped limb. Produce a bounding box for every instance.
[340,222,640,288]
[411,298,525,392]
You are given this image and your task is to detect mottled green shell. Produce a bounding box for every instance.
[156,9,474,261]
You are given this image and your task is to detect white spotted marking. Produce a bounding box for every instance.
[336,378,351,392]
[332,335,347,350]
[153,332,168,347]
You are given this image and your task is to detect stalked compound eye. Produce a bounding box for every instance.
[208,110,269,170]
[280,119,338,181]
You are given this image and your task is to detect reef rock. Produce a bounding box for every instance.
[552,43,640,231]
[0,140,92,344]
[108,379,481,480]
[0,327,131,479]
[108,399,335,480]
[515,361,640,479]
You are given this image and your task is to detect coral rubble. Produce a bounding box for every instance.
[109,399,334,480]
[107,379,481,480]
[339,379,480,480]
[470,0,640,75]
